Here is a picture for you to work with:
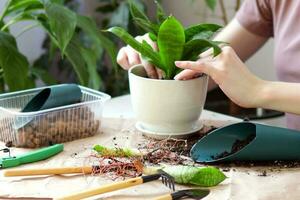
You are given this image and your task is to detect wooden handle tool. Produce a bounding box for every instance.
[56,174,165,200]
[4,166,93,177]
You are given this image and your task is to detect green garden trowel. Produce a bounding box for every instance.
[191,121,300,163]
[15,84,82,129]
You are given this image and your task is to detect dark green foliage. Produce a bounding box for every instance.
[108,2,223,79]
[0,0,118,93]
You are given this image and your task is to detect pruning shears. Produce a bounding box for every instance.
[0,144,64,169]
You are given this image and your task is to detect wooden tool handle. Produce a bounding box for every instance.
[4,166,93,177]
[154,194,173,200]
[55,177,144,200]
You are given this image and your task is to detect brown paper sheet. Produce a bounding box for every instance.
[0,118,299,200]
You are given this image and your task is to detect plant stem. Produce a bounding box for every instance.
[0,71,5,93]
[235,0,241,12]
[1,12,27,32]
[219,0,228,25]
[15,23,39,38]
[0,0,13,22]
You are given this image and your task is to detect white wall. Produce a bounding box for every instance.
[161,0,277,81]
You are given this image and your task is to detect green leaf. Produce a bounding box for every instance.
[107,26,163,71]
[157,16,185,79]
[129,0,159,34]
[133,18,159,35]
[162,166,226,187]
[76,15,117,69]
[149,32,157,41]
[154,0,166,23]
[163,165,200,184]
[93,145,140,157]
[129,0,149,23]
[189,167,227,187]
[0,31,32,91]
[30,67,57,85]
[183,39,222,60]
[185,23,222,42]
[64,37,89,86]
[44,2,76,54]
[7,0,42,15]
[205,0,217,11]
[1,12,35,31]
[81,47,102,90]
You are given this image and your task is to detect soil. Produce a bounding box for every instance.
[212,133,256,160]
[141,126,300,170]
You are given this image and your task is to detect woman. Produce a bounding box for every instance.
[117,0,300,130]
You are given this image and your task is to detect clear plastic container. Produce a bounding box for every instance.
[0,85,110,148]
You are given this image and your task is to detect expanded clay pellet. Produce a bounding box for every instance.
[13,106,100,148]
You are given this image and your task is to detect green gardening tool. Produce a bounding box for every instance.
[15,84,82,129]
[191,121,300,163]
[0,144,64,168]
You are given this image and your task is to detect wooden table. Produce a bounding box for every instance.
[0,95,299,200]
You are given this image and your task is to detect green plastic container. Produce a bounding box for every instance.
[191,122,300,163]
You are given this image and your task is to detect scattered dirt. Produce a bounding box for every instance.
[139,125,218,165]
[258,170,267,177]
[212,133,256,160]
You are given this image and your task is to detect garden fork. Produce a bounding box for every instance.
[56,170,175,200]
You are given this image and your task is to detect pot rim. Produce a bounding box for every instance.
[128,64,207,82]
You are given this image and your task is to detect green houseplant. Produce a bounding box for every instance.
[33,0,148,96]
[0,0,116,93]
[108,2,222,79]
[107,2,223,137]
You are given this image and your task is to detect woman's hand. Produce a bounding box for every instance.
[116,33,163,79]
[175,46,266,108]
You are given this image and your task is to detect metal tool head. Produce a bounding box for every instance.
[0,148,12,169]
[142,170,176,191]
[159,170,175,191]
[172,189,210,200]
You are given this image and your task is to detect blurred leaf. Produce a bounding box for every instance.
[109,1,129,28]
[0,31,32,91]
[129,0,149,22]
[7,0,42,15]
[189,167,226,187]
[44,2,76,54]
[1,12,35,31]
[129,0,159,34]
[183,39,222,60]
[149,32,157,41]
[81,48,102,90]
[163,166,226,187]
[157,16,185,79]
[107,26,163,70]
[205,0,217,11]
[185,23,222,42]
[76,15,117,69]
[133,18,159,35]
[96,4,118,13]
[154,0,166,23]
[30,67,57,85]
[64,37,89,86]
[39,0,64,5]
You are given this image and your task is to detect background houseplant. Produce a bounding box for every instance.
[0,0,117,93]
[0,0,224,96]
[34,0,149,96]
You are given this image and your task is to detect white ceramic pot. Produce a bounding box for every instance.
[129,65,208,138]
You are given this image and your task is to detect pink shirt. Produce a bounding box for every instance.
[236,0,300,130]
